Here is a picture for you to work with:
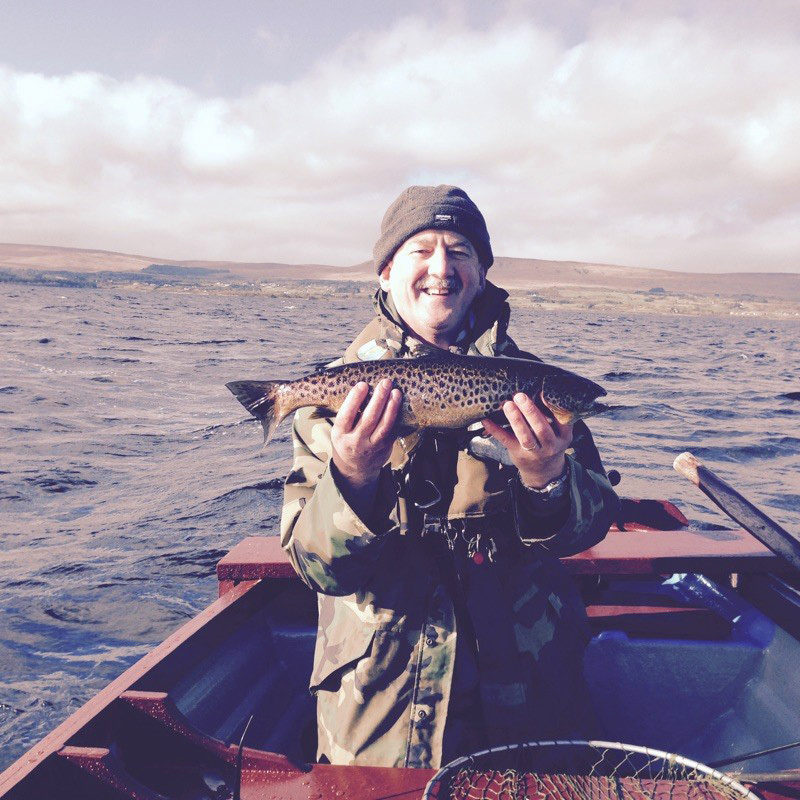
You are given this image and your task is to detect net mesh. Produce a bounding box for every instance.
[423,741,760,800]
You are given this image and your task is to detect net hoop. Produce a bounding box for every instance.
[422,739,761,800]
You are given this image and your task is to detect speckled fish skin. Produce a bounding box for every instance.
[226,352,609,444]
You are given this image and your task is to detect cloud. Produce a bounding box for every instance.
[1,4,799,272]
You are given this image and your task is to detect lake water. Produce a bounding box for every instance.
[1,283,798,769]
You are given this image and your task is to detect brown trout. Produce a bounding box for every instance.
[227,353,612,444]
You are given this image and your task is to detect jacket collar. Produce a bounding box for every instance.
[371,281,511,358]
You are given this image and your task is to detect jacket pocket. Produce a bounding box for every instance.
[310,622,376,694]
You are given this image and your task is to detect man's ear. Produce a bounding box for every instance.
[379,262,392,292]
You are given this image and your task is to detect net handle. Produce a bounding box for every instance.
[422,739,762,800]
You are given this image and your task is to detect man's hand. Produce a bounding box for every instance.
[482,392,573,489]
[331,378,403,502]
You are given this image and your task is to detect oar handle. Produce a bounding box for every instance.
[674,452,800,572]
[672,452,704,487]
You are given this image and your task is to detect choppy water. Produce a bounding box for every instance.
[1,284,798,769]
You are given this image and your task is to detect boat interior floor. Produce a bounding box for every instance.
[6,566,800,799]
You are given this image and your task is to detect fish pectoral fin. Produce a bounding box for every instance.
[308,407,337,420]
[535,394,559,424]
[539,396,577,425]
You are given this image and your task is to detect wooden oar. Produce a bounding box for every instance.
[673,452,800,571]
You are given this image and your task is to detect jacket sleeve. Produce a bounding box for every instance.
[279,406,399,596]
[514,421,620,557]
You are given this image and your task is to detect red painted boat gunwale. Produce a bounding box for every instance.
[216,526,788,588]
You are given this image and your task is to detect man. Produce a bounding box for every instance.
[280,185,619,769]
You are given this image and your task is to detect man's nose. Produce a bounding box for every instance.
[426,245,453,276]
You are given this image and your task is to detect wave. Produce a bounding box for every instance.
[25,472,98,493]
[213,478,285,502]
[43,605,100,624]
[171,339,247,346]
[77,356,140,364]
[602,371,635,381]
[190,418,258,438]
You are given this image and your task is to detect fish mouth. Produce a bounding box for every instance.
[540,395,613,425]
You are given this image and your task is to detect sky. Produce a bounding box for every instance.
[0,0,798,273]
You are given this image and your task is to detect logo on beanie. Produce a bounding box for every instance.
[434,214,455,226]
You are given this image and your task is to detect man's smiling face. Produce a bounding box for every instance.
[378,230,485,349]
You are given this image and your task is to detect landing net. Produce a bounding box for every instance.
[422,740,760,800]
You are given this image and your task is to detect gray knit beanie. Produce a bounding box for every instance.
[373,185,493,274]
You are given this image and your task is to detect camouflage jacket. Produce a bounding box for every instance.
[280,283,620,768]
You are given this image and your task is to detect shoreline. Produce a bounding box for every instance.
[2,272,798,320]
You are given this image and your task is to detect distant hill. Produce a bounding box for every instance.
[487,257,800,300]
[143,264,231,277]
[0,242,798,302]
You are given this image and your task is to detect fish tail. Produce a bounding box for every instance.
[226,380,288,444]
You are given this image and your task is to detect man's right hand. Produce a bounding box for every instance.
[331,379,403,512]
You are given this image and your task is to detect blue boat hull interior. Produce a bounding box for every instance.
[3,567,799,798]
[586,573,800,773]
[158,572,800,771]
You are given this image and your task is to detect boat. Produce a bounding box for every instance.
[2,469,799,799]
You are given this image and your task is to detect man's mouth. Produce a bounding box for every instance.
[418,280,459,296]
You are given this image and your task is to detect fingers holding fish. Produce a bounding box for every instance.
[358,378,400,439]
[335,381,372,433]
[511,392,574,454]
[483,392,573,489]
[505,394,542,452]
[370,387,403,443]
[331,379,402,490]
[334,378,399,438]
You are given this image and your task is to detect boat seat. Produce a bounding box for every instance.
[119,690,304,769]
[585,602,732,639]
[58,746,168,800]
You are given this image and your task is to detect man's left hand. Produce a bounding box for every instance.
[482,392,573,489]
